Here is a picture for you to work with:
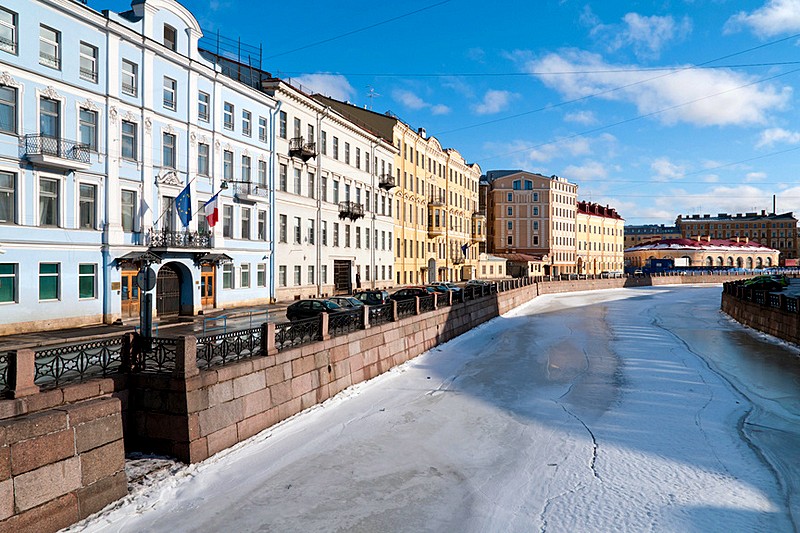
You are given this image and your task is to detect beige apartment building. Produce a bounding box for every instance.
[484,170,578,276]
[314,96,484,284]
[576,201,625,275]
[624,224,681,249]
[676,211,797,264]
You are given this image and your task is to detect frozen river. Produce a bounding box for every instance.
[72,286,800,533]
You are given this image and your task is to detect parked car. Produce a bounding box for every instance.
[426,284,451,294]
[328,296,364,309]
[286,299,343,321]
[743,274,789,291]
[439,282,463,293]
[353,290,390,306]
[390,286,435,301]
[466,279,491,287]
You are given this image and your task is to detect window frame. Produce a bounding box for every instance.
[242,110,252,136]
[163,24,177,51]
[38,262,60,301]
[223,102,234,130]
[121,121,137,161]
[0,85,16,134]
[121,60,137,97]
[39,177,59,227]
[162,132,176,168]
[39,24,60,69]
[79,42,98,83]
[197,91,210,122]
[0,170,15,224]
[0,263,16,303]
[79,108,98,152]
[163,76,177,110]
[78,182,96,229]
[78,263,97,299]
[0,7,17,55]
[198,143,210,176]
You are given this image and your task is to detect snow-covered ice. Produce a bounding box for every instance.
[67,285,800,532]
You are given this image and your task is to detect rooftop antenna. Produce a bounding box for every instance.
[366,86,380,110]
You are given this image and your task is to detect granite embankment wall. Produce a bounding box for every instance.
[0,274,752,532]
[721,283,800,345]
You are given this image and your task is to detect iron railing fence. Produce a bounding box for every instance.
[369,303,393,326]
[135,337,177,373]
[147,229,212,248]
[0,352,8,395]
[396,299,416,318]
[33,338,123,389]
[275,317,321,352]
[329,309,362,337]
[419,295,435,313]
[197,327,262,369]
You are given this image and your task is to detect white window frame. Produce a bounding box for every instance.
[121,60,137,97]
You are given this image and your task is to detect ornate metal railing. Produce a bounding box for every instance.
[33,338,123,389]
[369,303,393,326]
[23,134,90,164]
[329,309,362,337]
[134,337,177,373]
[338,201,364,221]
[769,294,781,308]
[147,229,212,248]
[233,182,268,198]
[289,137,317,160]
[419,295,435,313]
[275,318,321,352]
[397,299,416,318]
[197,327,262,369]
[0,352,8,395]
[788,298,798,313]
[378,174,396,190]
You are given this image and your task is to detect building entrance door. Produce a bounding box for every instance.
[333,260,352,295]
[201,265,215,309]
[120,269,139,318]
[156,265,181,316]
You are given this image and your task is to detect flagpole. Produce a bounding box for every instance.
[151,169,198,230]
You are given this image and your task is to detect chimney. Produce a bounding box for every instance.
[418,127,427,139]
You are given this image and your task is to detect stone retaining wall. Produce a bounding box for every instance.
[721,292,800,345]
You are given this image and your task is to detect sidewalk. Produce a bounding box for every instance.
[0,302,291,352]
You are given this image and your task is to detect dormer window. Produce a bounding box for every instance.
[163,24,177,51]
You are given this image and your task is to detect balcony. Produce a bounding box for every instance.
[452,256,464,265]
[23,135,91,170]
[289,136,317,162]
[338,201,364,221]
[232,181,268,203]
[378,174,396,190]
[147,229,212,249]
[471,211,487,243]
[428,193,445,206]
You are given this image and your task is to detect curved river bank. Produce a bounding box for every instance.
[72,286,800,533]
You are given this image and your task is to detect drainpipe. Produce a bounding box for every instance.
[268,100,281,303]
[370,140,376,289]
[316,106,330,296]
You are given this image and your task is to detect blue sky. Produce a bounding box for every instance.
[92,0,800,225]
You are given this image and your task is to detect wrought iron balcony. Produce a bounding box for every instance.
[147,229,212,249]
[378,174,396,190]
[23,135,91,170]
[289,136,317,161]
[232,181,268,202]
[428,193,445,206]
[338,201,364,221]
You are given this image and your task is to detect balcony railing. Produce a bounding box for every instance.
[147,229,212,249]
[233,182,268,199]
[338,201,364,221]
[378,174,396,190]
[23,135,91,169]
[121,82,136,96]
[429,193,445,206]
[80,67,98,83]
[289,136,317,161]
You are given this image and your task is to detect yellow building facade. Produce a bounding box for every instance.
[576,201,625,275]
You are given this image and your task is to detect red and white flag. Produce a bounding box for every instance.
[204,193,219,228]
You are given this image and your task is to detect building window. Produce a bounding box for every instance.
[163,24,177,51]
[533,192,539,201]
[121,190,136,232]
[321,131,327,155]
[0,263,16,303]
[279,164,287,191]
[293,168,301,195]
[525,180,533,190]
[40,97,60,139]
[39,263,59,300]
[258,210,267,241]
[292,117,301,138]
[0,171,14,224]
[333,223,339,247]
[344,142,350,164]
[533,206,539,216]
[241,263,250,288]
[223,102,234,130]
[308,219,315,245]
[308,265,315,285]
[163,77,176,110]
[39,178,59,226]
[293,216,301,244]
[78,264,96,299]
[223,205,233,238]
[78,183,96,229]
[79,42,98,83]
[257,263,266,287]
[197,91,209,122]
[279,214,287,242]
[345,225,351,247]
[321,265,327,284]
[507,206,513,216]
[294,265,301,286]
[308,172,315,199]
[241,155,251,182]
[321,220,327,246]
[332,180,339,204]
[242,110,252,136]
[121,60,137,96]
[279,111,287,138]
[279,265,287,287]
[222,263,233,289]
[0,85,16,133]
[0,8,17,54]
[162,133,176,168]
[198,143,210,176]
[507,221,513,230]
[121,121,137,160]
[333,136,339,159]
[223,150,233,180]
[39,25,60,69]
[258,116,268,142]
[355,147,361,169]
[507,192,512,201]
[356,227,361,248]
[258,160,267,186]
[79,108,97,151]
[321,176,327,202]
[512,180,521,190]
[241,207,251,239]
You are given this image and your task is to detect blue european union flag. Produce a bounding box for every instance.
[175,185,191,228]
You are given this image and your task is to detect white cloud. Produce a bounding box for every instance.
[584,10,691,59]
[466,48,486,62]
[290,73,355,101]
[563,161,608,181]
[651,157,687,181]
[666,185,781,215]
[392,89,451,115]
[564,110,598,125]
[756,127,800,148]
[703,174,720,183]
[473,90,519,115]
[746,172,768,182]
[726,0,800,37]
[522,49,791,126]
[527,137,592,162]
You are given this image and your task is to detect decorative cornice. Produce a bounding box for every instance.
[42,86,61,100]
[0,71,19,87]
[80,99,99,112]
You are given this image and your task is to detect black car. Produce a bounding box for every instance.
[286,299,343,321]
[390,286,435,301]
[328,296,364,309]
[353,290,390,305]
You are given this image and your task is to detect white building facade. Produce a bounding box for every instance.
[0,0,285,334]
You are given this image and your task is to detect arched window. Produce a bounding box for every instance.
[727,257,734,267]
[737,257,744,268]
[682,255,692,266]
[705,256,713,267]
[767,257,773,267]
[746,257,753,269]
[716,256,724,266]
[756,257,763,268]
[512,180,521,190]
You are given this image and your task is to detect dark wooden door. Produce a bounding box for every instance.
[156,265,180,316]
[201,265,215,308]
[333,260,352,295]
